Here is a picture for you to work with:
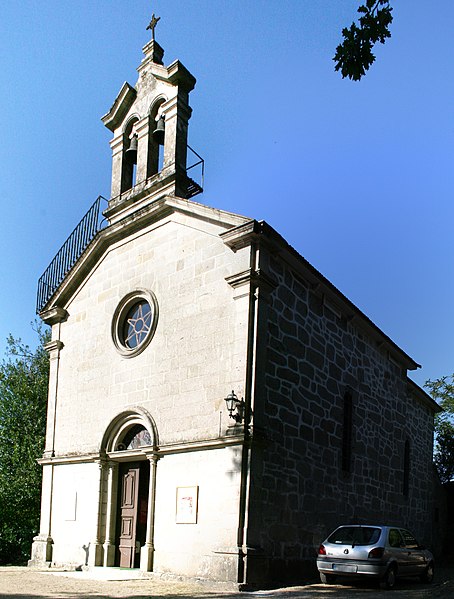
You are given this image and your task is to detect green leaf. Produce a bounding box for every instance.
[334,1,393,81]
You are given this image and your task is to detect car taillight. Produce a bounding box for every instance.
[318,544,326,555]
[368,547,384,559]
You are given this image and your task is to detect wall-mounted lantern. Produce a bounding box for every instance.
[224,390,245,424]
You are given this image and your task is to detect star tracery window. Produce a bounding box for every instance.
[123,301,152,348]
[112,290,159,357]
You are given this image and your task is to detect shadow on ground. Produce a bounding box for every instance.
[0,565,453,599]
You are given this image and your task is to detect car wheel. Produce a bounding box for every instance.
[320,572,336,584]
[380,565,397,589]
[420,562,434,584]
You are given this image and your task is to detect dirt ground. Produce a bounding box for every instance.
[0,565,453,599]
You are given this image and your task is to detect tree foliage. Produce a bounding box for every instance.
[425,374,454,484]
[334,0,393,81]
[0,325,50,564]
[433,421,454,485]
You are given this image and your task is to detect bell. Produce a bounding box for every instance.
[125,134,138,164]
[153,116,165,145]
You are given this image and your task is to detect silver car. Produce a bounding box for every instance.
[317,525,434,589]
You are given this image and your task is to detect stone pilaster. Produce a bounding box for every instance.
[103,461,119,567]
[29,464,55,566]
[140,454,159,571]
[88,459,107,566]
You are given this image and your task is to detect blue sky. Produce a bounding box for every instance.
[1,1,453,389]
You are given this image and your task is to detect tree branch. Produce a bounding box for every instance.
[334,1,393,81]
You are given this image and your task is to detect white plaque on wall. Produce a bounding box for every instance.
[175,486,198,524]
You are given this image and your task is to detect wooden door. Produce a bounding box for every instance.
[118,465,140,568]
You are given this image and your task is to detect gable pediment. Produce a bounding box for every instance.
[39,196,250,318]
[101,82,137,132]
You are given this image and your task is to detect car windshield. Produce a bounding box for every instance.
[328,526,381,546]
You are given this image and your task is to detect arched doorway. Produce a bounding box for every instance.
[101,408,159,571]
[116,426,151,568]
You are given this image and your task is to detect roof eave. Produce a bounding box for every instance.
[222,219,420,372]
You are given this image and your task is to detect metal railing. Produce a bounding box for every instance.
[36,146,205,312]
[36,196,108,313]
[186,145,204,196]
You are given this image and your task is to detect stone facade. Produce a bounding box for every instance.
[30,31,439,588]
[233,226,437,583]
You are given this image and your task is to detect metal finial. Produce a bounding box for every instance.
[146,13,161,41]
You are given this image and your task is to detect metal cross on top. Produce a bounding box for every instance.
[147,13,161,41]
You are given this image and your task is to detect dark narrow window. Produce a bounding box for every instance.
[147,115,160,178]
[403,439,410,496]
[342,391,353,473]
[121,156,135,192]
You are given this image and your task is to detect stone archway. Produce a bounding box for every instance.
[101,407,159,453]
[100,407,159,571]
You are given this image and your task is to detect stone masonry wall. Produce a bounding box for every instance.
[248,249,435,584]
[38,211,251,575]
[52,213,250,455]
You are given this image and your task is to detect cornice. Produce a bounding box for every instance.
[140,39,164,67]
[158,434,246,455]
[43,340,64,354]
[225,268,278,292]
[167,60,196,92]
[38,452,101,466]
[40,307,68,325]
[38,434,247,466]
[220,220,262,251]
[101,82,137,132]
[103,170,177,221]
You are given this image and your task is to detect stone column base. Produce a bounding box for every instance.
[28,534,53,566]
[87,542,104,567]
[140,544,154,572]
[103,542,116,567]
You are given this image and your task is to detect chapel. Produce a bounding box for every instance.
[30,17,440,586]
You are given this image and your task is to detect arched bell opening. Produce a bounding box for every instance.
[147,98,166,179]
[100,408,159,571]
[121,117,140,193]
